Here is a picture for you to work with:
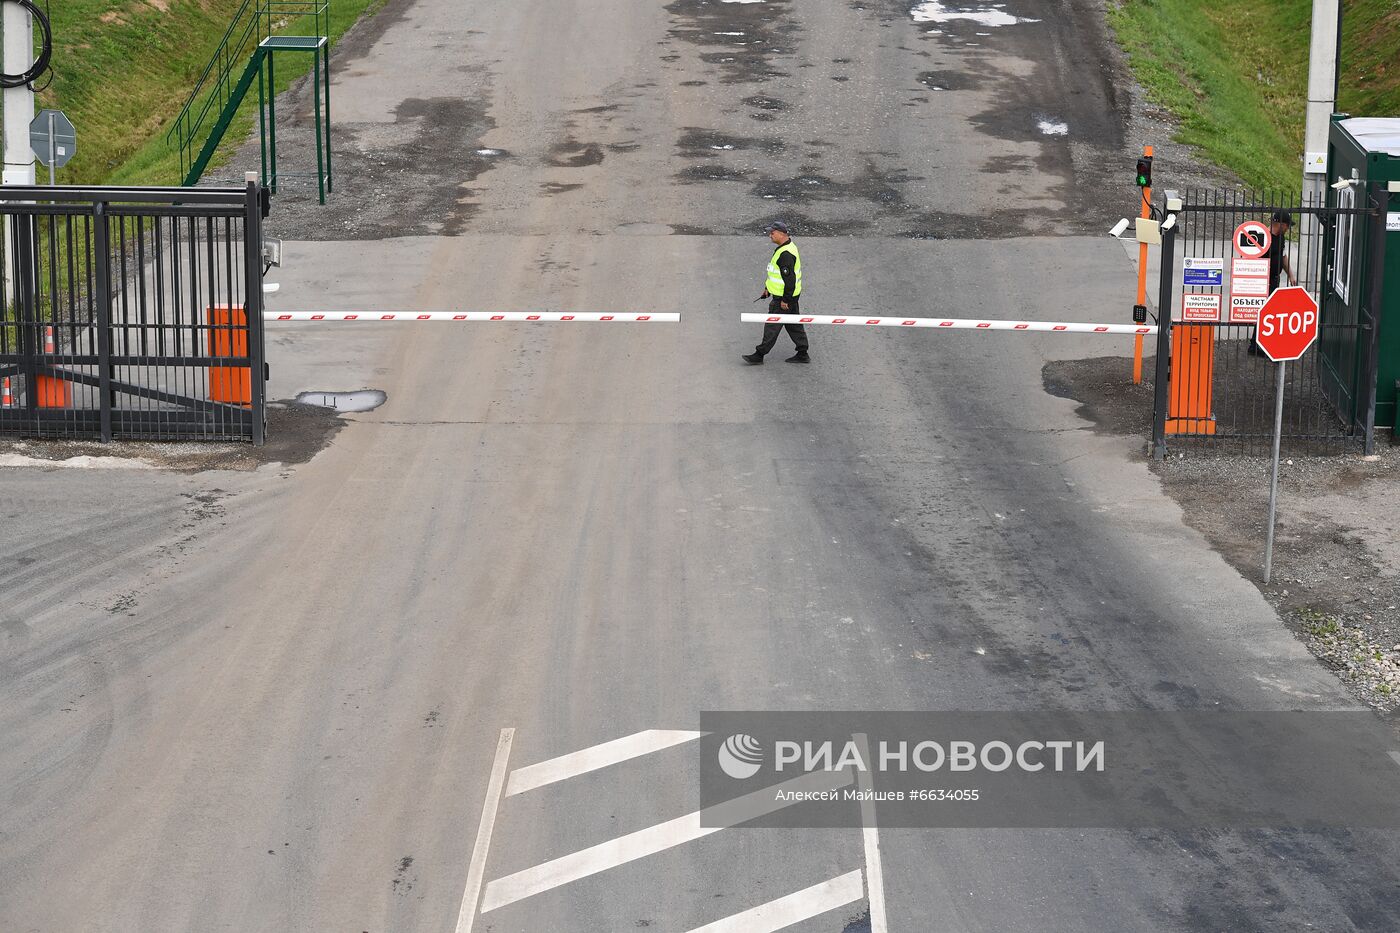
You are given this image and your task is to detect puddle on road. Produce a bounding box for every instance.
[294,390,388,413]
[911,1,1039,27]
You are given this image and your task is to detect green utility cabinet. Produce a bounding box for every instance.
[1326,116,1400,430]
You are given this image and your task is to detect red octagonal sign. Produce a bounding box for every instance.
[1255,286,1319,362]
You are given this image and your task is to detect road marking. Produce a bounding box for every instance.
[1388,751,1400,769]
[481,768,855,913]
[852,733,890,933]
[452,728,514,933]
[684,870,866,933]
[506,729,705,797]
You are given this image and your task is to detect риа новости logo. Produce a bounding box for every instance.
[718,734,764,779]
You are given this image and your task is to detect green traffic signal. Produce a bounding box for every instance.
[1135,156,1153,188]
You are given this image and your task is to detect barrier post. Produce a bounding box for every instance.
[1151,221,1175,459]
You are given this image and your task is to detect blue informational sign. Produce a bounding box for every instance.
[1183,257,1224,288]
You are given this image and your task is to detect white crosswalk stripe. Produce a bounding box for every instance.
[481,768,855,913]
[505,729,705,797]
[683,870,866,933]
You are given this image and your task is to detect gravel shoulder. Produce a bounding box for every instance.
[1047,353,1400,714]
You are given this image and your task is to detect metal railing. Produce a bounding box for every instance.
[0,184,268,443]
[167,0,329,185]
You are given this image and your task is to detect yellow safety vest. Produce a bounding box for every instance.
[765,241,802,297]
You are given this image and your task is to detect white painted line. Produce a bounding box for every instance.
[266,311,679,323]
[1388,751,1400,769]
[483,810,721,913]
[506,729,705,797]
[741,312,1157,335]
[852,734,890,933]
[684,870,865,933]
[453,728,514,933]
[481,769,856,913]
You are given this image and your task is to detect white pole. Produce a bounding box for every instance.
[1301,0,1340,276]
[1264,361,1287,585]
[2,1,37,309]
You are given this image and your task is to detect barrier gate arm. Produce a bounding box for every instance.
[741,313,1157,334]
[265,311,679,322]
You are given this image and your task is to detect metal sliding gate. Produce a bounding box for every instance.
[0,184,267,444]
[1151,187,1387,457]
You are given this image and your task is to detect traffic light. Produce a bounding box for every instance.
[1135,156,1153,188]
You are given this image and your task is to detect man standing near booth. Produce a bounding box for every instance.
[1264,210,1298,292]
[742,221,809,365]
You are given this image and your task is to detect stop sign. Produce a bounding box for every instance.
[1255,287,1319,361]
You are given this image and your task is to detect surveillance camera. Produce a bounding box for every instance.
[1109,218,1130,238]
[1161,214,1177,231]
[1331,177,1354,190]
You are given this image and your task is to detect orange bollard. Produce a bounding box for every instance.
[207,305,251,407]
[36,324,72,409]
[1165,324,1217,434]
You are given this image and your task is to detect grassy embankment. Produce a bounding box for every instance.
[35,0,381,186]
[1109,0,1400,192]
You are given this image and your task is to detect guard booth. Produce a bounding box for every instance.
[1325,116,1400,431]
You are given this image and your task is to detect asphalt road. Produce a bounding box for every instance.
[5,1,1400,931]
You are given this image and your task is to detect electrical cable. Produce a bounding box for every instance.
[0,0,53,89]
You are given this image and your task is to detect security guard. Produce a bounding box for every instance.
[742,221,809,364]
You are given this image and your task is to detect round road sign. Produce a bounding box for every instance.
[1255,287,1319,362]
[1233,220,1271,259]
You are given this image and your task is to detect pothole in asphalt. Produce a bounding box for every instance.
[615,222,676,235]
[842,910,872,932]
[677,127,785,157]
[294,390,388,413]
[917,69,982,91]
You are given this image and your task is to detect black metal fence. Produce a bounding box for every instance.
[0,184,267,444]
[1150,186,1386,458]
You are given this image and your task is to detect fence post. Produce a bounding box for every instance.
[1358,183,1388,454]
[244,173,267,446]
[92,200,113,442]
[1151,218,1177,459]
[15,212,37,418]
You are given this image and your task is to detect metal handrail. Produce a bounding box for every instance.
[167,0,330,182]
[167,1,264,178]
[167,0,258,143]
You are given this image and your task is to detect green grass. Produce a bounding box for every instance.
[37,0,381,186]
[1108,0,1400,193]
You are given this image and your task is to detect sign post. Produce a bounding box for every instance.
[29,108,76,184]
[1255,287,1320,584]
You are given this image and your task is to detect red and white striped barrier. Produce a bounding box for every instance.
[741,313,1156,335]
[265,311,678,323]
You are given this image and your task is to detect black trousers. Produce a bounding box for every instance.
[755,295,808,355]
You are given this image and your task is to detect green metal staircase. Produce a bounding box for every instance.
[168,0,333,203]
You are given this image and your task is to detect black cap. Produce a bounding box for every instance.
[764,221,789,234]
[1271,210,1293,226]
